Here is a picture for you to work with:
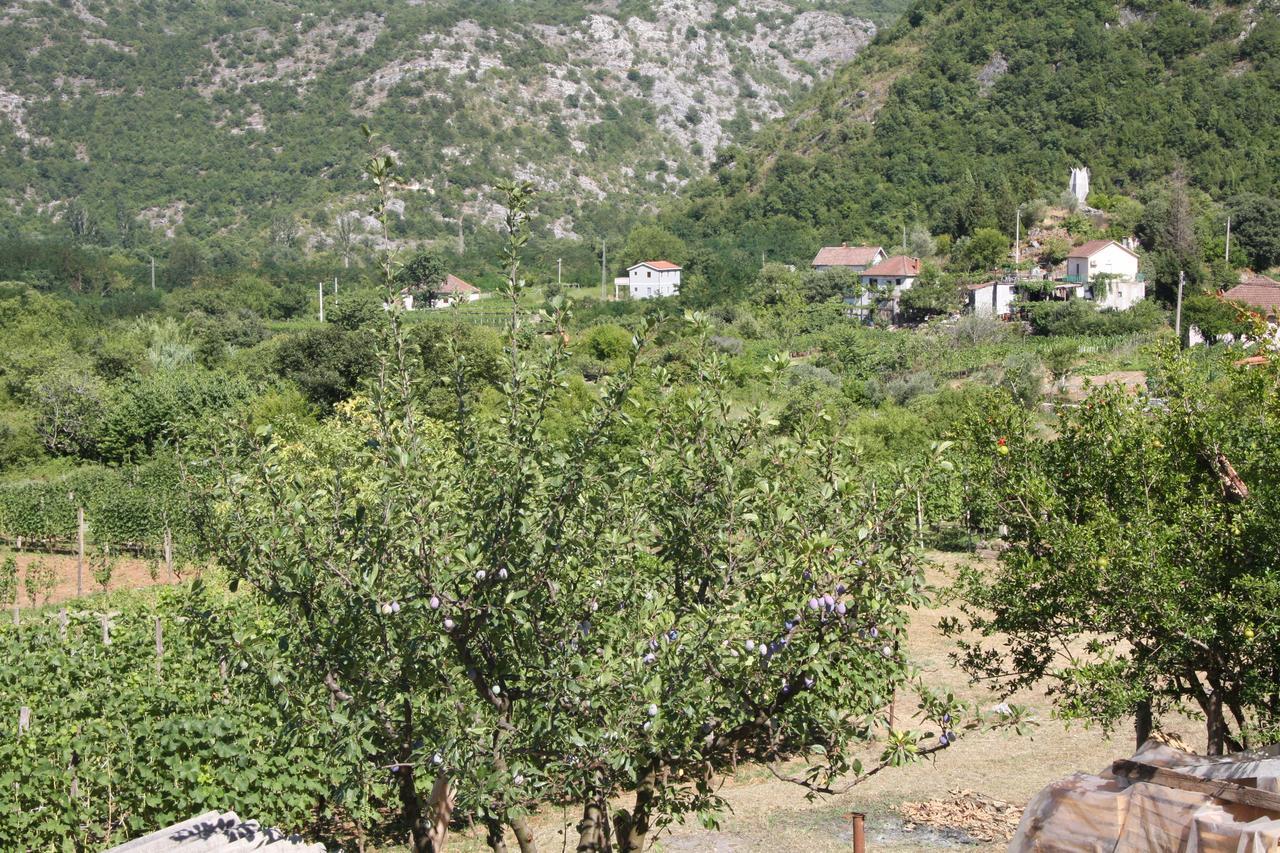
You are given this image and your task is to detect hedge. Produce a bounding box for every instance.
[0,455,204,554]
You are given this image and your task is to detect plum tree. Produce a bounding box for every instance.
[204,151,1019,853]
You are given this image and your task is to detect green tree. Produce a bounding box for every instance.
[273,327,377,409]
[397,251,448,305]
[1227,193,1280,271]
[951,351,1280,754]
[951,228,1009,273]
[618,225,688,272]
[204,169,1018,853]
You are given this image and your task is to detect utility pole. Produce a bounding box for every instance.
[318,282,325,323]
[1014,202,1027,276]
[333,276,338,296]
[600,239,607,300]
[149,256,156,291]
[1175,269,1185,346]
[557,258,562,286]
[1225,215,1232,266]
[457,218,465,256]
[901,223,907,253]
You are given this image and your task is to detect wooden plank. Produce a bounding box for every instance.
[1111,759,1280,813]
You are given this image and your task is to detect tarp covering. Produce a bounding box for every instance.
[1010,739,1280,852]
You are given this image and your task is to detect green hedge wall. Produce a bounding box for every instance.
[0,456,204,553]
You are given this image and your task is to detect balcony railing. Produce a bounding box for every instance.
[1057,273,1146,285]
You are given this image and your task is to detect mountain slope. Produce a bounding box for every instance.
[664,0,1280,286]
[0,0,907,251]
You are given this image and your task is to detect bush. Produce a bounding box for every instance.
[1000,351,1043,408]
[582,323,634,363]
[1025,299,1166,337]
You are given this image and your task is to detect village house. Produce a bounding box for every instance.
[398,274,482,310]
[1188,273,1280,347]
[860,256,921,318]
[811,243,886,272]
[624,260,681,299]
[968,278,1018,318]
[1064,239,1146,310]
[1222,273,1280,322]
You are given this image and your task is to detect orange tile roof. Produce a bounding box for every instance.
[1068,239,1139,259]
[863,255,921,277]
[811,244,883,267]
[630,260,682,271]
[1222,274,1280,314]
[439,274,479,294]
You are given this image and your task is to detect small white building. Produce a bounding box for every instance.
[811,243,886,272]
[969,280,1018,317]
[624,261,681,299]
[1065,240,1145,310]
[399,274,482,310]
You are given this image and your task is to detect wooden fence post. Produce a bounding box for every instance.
[59,608,68,640]
[164,527,174,581]
[76,507,85,597]
[18,706,30,736]
[11,605,17,627]
[155,617,163,676]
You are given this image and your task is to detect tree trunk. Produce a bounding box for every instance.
[1206,677,1226,757]
[576,802,610,852]
[613,764,658,853]
[1135,698,1153,749]
[486,819,509,853]
[399,768,454,853]
[508,815,537,853]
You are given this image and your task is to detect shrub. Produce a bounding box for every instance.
[1000,351,1043,408]
[582,323,634,363]
[1025,299,1165,337]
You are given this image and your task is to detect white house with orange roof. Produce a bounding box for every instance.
[398,274,483,310]
[625,260,681,299]
[1064,240,1146,310]
[846,255,921,321]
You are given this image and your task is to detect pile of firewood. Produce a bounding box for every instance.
[898,789,1023,843]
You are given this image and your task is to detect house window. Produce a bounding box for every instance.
[647,271,652,278]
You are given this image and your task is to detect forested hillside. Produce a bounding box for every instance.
[663,0,1280,290]
[0,0,904,258]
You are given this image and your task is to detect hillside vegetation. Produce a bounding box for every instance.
[663,0,1280,289]
[0,0,905,260]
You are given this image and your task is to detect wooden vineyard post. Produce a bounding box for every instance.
[155,617,163,676]
[11,605,17,627]
[164,527,174,580]
[99,612,118,646]
[18,706,30,736]
[851,812,866,853]
[76,507,85,597]
[58,608,68,640]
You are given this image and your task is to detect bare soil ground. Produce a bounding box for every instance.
[449,552,1174,853]
[8,550,184,606]
[1062,370,1147,401]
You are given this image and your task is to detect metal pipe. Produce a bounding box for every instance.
[852,812,866,853]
